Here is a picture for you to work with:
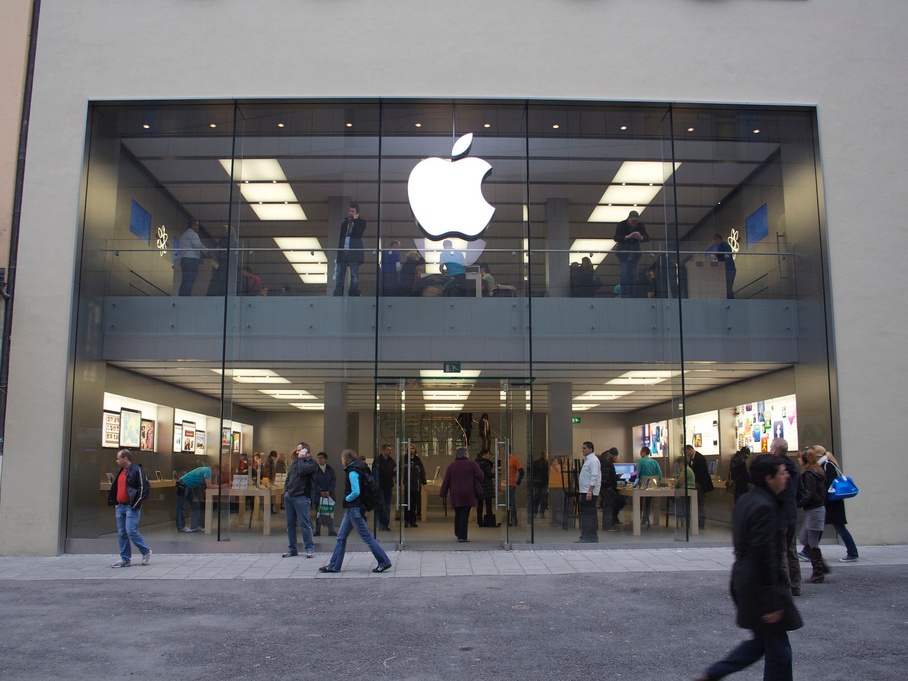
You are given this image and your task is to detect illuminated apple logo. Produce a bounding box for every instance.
[407,133,495,240]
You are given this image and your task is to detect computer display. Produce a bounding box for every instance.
[614,463,637,481]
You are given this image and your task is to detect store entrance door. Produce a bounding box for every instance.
[374,376,530,549]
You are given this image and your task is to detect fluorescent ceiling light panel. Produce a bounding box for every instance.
[597,184,662,206]
[588,205,649,223]
[290,403,325,410]
[259,389,315,400]
[239,183,298,203]
[612,161,681,185]
[422,391,471,401]
[419,370,482,378]
[575,390,633,400]
[569,239,616,266]
[212,368,289,384]
[274,236,329,284]
[425,403,465,411]
[572,404,596,411]
[250,203,308,221]
[219,158,287,182]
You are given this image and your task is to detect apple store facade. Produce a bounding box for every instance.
[48,98,836,553]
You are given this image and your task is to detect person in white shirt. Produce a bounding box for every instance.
[577,441,602,543]
[178,219,207,296]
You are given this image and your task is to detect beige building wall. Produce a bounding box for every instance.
[1,0,906,554]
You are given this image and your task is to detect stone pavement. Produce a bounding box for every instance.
[1,544,907,579]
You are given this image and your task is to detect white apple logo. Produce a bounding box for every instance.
[407,133,495,240]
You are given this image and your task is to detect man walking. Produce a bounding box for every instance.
[696,454,802,680]
[108,449,152,567]
[770,437,801,597]
[576,441,601,543]
[283,442,318,558]
[375,443,397,531]
[333,202,366,296]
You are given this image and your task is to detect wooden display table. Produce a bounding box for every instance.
[204,486,283,536]
[617,486,699,536]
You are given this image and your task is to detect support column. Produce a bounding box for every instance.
[323,382,348,460]
[545,198,570,298]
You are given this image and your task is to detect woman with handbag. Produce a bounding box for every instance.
[821,451,860,562]
[799,445,830,583]
[439,447,484,542]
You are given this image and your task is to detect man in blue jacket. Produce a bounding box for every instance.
[107,449,152,568]
[313,452,337,537]
[283,442,318,558]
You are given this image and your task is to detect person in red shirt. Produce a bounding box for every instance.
[106,449,152,568]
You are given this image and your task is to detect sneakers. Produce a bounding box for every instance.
[141,550,152,565]
[306,549,314,558]
[111,559,130,568]
[798,549,810,561]
[839,555,859,562]
[281,551,299,558]
[318,566,338,573]
[179,527,195,533]
[372,563,393,573]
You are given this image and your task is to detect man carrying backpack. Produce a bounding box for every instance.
[282,442,318,558]
[107,449,152,568]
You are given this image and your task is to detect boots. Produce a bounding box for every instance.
[818,547,832,574]
[806,546,826,583]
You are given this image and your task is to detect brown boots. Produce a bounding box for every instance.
[806,546,831,583]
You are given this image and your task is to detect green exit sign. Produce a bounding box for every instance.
[572,417,581,424]
[443,362,461,373]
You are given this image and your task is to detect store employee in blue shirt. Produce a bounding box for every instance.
[637,446,663,528]
[176,465,216,532]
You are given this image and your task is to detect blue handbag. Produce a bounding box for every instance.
[826,463,859,501]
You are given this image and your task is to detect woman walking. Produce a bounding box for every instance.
[799,445,830,583]
[440,448,484,542]
[475,449,495,527]
[319,450,393,574]
[822,451,860,562]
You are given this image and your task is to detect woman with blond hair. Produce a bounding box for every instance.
[821,450,860,562]
[799,445,830,583]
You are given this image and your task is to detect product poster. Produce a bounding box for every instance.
[195,430,206,455]
[119,408,142,448]
[232,432,241,454]
[102,410,120,449]
[140,419,155,451]
[221,427,231,451]
[182,421,196,453]
[172,424,183,453]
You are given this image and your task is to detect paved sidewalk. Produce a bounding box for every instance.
[1,544,906,580]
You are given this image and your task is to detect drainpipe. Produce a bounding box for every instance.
[0,0,42,458]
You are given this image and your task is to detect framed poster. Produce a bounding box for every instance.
[173,424,183,453]
[231,432,241,454]
[102,410,120,449]
[195,430,206,456]
[182,421,196,453]
[692,433,703,448]
[119,408,142,448]
[140,419,155,451]
[221,427,232,452]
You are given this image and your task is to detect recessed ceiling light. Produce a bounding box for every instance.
[687,127,695,132]
[552,124,560,129]
[277,122,285,128]
[345,122,353,128]
[753,128,761,134]
[259,389,315,400]
[250,203,308,221]
[290,403,325,411]
[142,124,150,129]
[414,123,422,128]
[619,125,628,131]
[483,123,491,128]
[209,123,217,128]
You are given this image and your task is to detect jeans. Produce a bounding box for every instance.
[115,504,151,563]
[333,260,360,296]
[175,484,201,531]
[285,493,315,553]
[705,629,793,681]
[832,523,859,557]
[619,255,640,298]
[578,495,599,541]
[179,257,200,296]
[325,506,391,571]
[378,486,393,528]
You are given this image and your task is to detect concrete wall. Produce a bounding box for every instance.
[2,0,906,553]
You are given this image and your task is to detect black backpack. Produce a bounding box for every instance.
[356,466,381,512]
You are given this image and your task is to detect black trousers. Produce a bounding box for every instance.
[579,495,599,541]
[477,496,493,525]
[454,506,471,540]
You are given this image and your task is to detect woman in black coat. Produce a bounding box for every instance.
[822,451,859,562]
[475,449,496,526]
[439,448,484,542]
[729,447,751,503]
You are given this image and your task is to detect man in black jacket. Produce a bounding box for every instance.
[687,444,715,530]
[613,210,649,298]
[107,449,152,568]
[599,448,625,531]
[696,454,802,681]
[770,437,801,597]
[333,202,367,296]
[282,442,318,558]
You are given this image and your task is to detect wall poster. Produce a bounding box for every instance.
[231,432,241,454]
[102,410,120,449]
[221,427,232,453]
[140,419,155,451]
[195,430,206,456]
[182,421,196,453]
[119,408,142,448]
[172,424,183,453]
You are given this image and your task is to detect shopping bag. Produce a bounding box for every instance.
[317,496,335,518]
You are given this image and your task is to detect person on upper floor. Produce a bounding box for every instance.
[613,210,650,298]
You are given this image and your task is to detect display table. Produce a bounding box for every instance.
[617,487,698,536]
[99,479,175,492]
[465,269,483,297]
[204,486,283,536]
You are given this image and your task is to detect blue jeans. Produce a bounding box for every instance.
[285,493,315,553]
[116,504,151,563]
[333,261,360,296]
[832,523,859,557]
[705,629,792,680]
[175,484,201,531]
[619,255,640,297]
[325,506,391,571]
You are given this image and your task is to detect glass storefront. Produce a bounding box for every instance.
[66,99,833,551]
